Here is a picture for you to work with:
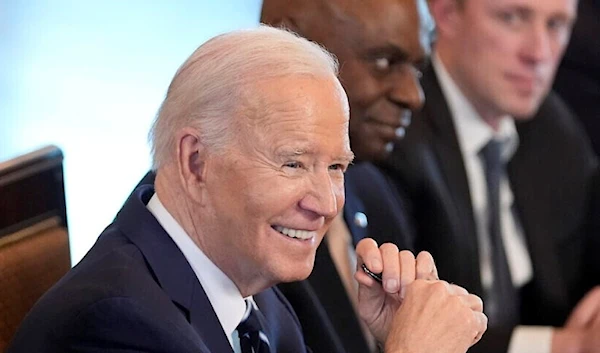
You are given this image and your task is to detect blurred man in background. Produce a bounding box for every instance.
[384,0,600,352]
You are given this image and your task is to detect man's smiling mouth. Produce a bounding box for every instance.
[272,225,316,240]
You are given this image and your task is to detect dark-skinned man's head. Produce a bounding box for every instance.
[261,0,434,162]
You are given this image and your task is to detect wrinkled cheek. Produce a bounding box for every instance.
[336,185,346,210]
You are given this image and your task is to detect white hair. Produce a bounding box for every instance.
[149,25,340,170]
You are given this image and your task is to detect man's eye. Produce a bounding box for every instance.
[329,164,346,172]
[548,18,568,32]
[499,11,524,27]
[284,161,302,169]
[374,57,390,71]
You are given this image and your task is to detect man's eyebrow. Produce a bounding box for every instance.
[277,148,311,157]
[337,151,355,164]
[276,148,355,163]
[363,43,410,60]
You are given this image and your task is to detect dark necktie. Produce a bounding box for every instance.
[480,140,519,328]
[237,299,271,353]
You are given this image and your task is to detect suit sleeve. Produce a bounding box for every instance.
[584,166,600,288]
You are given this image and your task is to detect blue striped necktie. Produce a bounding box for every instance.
[480,139,519,328]
[237,299,271,353]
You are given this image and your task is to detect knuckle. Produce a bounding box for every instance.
[449,293,464,308]
[380,242,399,253]
[399,250,416,261]
[409,278,427,291]
[471,294,484,310]
[431,280,449,295]
[450,284,468,295]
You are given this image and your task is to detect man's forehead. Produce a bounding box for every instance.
[325,0,410,26]
[466,0,578,17]
[330,0,431,58]
[243,75,348,125]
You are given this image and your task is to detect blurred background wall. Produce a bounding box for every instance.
[0,0,262,264]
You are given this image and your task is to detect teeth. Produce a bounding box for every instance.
[274,226,316,240]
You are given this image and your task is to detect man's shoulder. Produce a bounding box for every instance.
[7,225,191,351]
[518,91,596,160]
[8,293,205,352]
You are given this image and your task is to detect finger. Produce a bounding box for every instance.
[381,243,401,293]
[460,294,484,313]
[471,312,488,346]
[355,238,382,273]
[415,251,438,280]
[355,238,384,289]
[565,286,600,328]
[448,284,469,296]
[355,266,381,288]
[399,250,416,298]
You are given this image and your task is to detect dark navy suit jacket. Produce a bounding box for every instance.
[7,185,308,353]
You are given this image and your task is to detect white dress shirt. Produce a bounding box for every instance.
[433,53,553,353]
[147,194,248,351]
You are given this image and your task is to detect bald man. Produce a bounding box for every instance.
[262,1,436,352]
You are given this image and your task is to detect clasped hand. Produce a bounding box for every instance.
[355,238,488,353]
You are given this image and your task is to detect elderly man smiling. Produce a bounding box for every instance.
[7,27,486,353]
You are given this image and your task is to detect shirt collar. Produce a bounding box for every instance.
[432,52,519,161]
[147,193,248,348]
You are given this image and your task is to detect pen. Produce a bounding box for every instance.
[361,263,383,284]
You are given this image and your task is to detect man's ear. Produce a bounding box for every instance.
[176,127,209,204]
[429,0,462,38]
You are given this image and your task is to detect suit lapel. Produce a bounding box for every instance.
[253,288,309,353]
[115,186,233,353]
[343,188,368,246]
[418,67,482,293]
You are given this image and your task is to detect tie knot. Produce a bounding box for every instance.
[480,139,503,162]
[480,139,504,174]
[237,299,271,353]
[237,300,262,335]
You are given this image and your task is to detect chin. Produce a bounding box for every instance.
[511,104,542,120]
[274,261,315,283]
[501,97,542,120]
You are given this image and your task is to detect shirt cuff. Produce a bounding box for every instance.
[507,326,554,353]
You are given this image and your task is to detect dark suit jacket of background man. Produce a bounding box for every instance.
[378,64,600,353]
[7,185,308,353]
[554,0,600,156]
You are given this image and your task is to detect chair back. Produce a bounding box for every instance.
[0,146,70,351]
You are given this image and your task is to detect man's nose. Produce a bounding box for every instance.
[389,66,425,112]
[298,171,340,219]
[522,23,553,64]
